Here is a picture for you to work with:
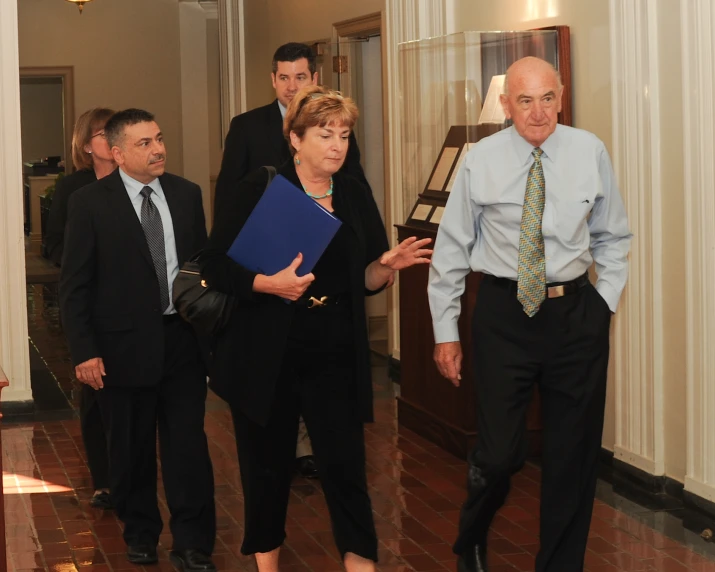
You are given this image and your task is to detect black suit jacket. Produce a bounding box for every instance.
[59,169,208,388]
[200,161,389,427]
[214,99,370,209]
[46,168,98,265]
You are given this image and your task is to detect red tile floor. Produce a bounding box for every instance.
[3,283,715,572]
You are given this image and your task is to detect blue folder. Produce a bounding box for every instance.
[227,174,342,276]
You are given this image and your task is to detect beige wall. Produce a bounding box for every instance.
[657,0,686,482]
[18,0,184,175]
[19,78,64,163]
[243,0,384,110]
[207,18,222,179]
[447,0,617,446]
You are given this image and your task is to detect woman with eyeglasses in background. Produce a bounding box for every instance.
[46,107,116,510]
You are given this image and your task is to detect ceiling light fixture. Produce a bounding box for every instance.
[65,0,93,14]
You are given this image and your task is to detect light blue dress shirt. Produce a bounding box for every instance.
[277,100,287,119]
[428,124,632,344]
[119,168,180,315]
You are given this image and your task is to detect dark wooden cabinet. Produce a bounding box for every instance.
[395,222,542,460]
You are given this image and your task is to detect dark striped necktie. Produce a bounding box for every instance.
[140,186,170,313]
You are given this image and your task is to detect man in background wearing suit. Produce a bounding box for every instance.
[214,42,371,479]
[60,109,216,572]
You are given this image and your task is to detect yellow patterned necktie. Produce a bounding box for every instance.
[517,148,546,317]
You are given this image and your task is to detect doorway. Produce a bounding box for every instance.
[19,66,74,270]
[330,13,389,355]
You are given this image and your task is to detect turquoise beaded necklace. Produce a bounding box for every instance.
[301,177,334,200]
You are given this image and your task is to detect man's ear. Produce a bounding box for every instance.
[556,86,564,113]
[311,72,319,86]
[499,94,512,120]
[271,73,277,90]
[111,146,123,165]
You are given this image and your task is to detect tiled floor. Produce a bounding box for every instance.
[4,283,715,572]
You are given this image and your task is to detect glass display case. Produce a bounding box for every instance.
[399,28,568,225]
[395,28,571,459]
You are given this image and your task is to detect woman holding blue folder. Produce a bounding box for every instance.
[200,85,432,572]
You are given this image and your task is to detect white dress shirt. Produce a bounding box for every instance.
[119,168,180,315]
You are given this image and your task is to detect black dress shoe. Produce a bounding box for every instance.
[170,549,216,572]
[457,543,488,572]
[296,455,319,479]
[89,490,114,510]
[126,544,158,565]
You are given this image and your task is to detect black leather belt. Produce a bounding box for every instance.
[484,273,589,298]
[294,294,348,309]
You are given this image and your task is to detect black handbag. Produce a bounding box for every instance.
[172,166,277,335]
[172,253,233,335]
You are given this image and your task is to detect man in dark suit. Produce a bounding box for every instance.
[215,42,369,207]
[215,42,371,479]
[59,109,216,572]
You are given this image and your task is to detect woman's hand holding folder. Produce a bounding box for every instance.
[252,252,315,301]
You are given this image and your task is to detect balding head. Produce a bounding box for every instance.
[500,56,563,147]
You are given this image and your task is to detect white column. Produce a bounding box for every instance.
[218,0,245,140]
[682,0,715,503]
[0,0,32,403]
[384,0,447,360]
[608,0,665,474]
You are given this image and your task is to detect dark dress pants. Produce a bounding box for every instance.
[97,317,216,554]
[230,303,378,561]
[453,277,611,572]
[79,384,110,490]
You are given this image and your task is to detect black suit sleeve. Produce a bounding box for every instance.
[45,175,72,265]
[342,132,371,192]
[59,192,99,365]
[214,114,250,212]
[199,170,267,302]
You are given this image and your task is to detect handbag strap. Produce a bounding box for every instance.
[263,165,277,188]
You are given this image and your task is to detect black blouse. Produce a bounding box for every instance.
[199,160,389,426]
[46,168,97,265]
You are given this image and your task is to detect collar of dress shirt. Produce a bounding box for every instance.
[510,123,561,165]
[118,168,164,202]
[277,99,287,119]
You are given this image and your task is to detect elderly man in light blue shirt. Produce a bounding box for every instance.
[428,57,631,572]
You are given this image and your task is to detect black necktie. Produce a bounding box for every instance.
[140,186,170,312]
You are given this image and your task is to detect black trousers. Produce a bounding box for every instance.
[454,277,611,572]
[230,303,377,561]
[79,384,110,490]
[96,317,216,554]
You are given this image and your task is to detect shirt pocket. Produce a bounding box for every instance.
[549,197,593,244]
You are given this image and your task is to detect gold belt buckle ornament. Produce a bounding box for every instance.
[307,296,328,309]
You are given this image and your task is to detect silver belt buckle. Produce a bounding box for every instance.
[547,285,565,299]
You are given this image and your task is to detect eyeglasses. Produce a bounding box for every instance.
[91,131,106,139]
